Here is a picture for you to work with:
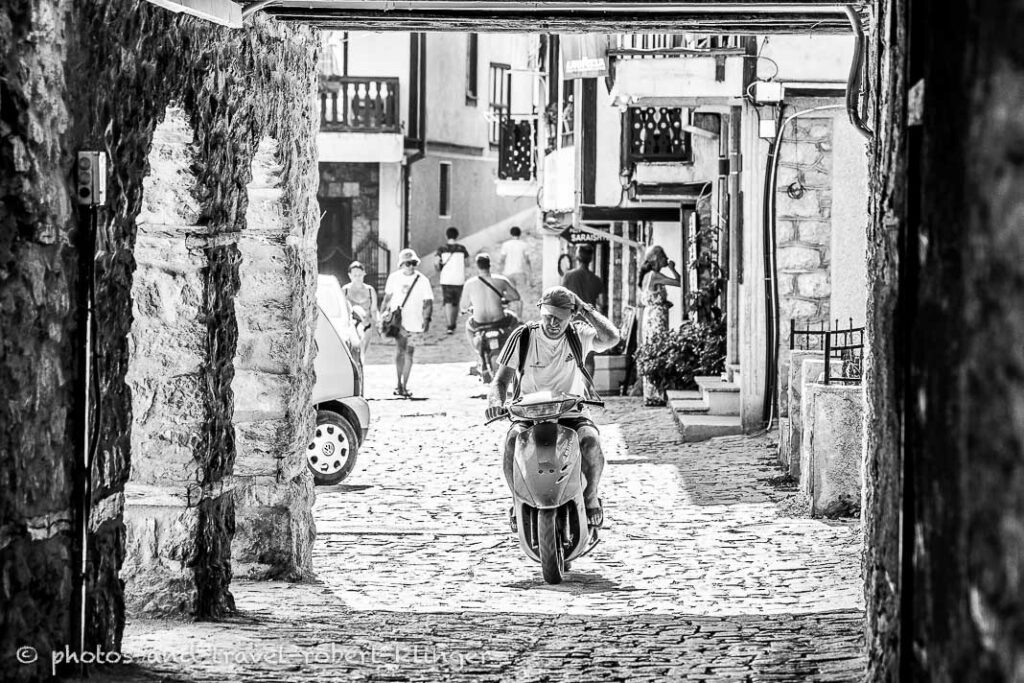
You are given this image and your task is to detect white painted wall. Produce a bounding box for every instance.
[758,35,855,84]
[830,114,870,327]
[610,56,746,102]
[318,132,404,163]
[542,146,576,211]
[378,162,404,262]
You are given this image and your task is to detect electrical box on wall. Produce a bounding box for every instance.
[759,119,778,140]
[76,151,107,206]
[751,81,785,105]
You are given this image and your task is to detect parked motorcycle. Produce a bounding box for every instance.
[487,391,603,584]
[472,322,508,383]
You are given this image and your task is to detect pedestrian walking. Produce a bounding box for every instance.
[499,226,532,317]
[637,245,681,406]
[380,248,434,397]
[560,244,605,313]
[434,227,470,334]
[342,260,378,359]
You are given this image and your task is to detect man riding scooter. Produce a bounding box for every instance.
[461,253,520,382]
[486,286,620,530]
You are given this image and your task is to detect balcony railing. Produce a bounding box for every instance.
[497,117,536,182]
[611,33,745,56]
[625,107,692,162]
[319,76,400,134]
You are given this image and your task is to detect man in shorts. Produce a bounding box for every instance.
[381,248,434,397]
[499,226,532,318]
[434,227,470,334]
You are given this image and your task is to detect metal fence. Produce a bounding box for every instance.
[790,318,865,385]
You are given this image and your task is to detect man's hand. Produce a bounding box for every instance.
[485,405,506,421]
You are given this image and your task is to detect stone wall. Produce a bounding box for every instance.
[775,114,833,417]
[0,0,78,676]
[862,0,906,678]
[1,1,318,676]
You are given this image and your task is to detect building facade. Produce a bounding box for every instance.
[530,31,869,427]
[316,31,539,289]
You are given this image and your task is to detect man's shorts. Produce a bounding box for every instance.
[441,284,463,306]
[397,329,425,347]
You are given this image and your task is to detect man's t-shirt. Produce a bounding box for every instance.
[498,322,597,397]
[561,267,605,307]
[384,270,434,332]
[500,239,529,275]
[436,243,469,286]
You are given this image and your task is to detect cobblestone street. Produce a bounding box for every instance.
[111,360,865,682]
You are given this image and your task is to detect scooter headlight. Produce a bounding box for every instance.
[508,397,578,420]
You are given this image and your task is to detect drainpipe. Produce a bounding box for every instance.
[402,32,427,249]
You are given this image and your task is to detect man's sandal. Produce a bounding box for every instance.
[508,506,518,533]
[586,499,604,529]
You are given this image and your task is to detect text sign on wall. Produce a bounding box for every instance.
[561,34,609,79]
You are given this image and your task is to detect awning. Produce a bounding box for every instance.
[560,34,609,79]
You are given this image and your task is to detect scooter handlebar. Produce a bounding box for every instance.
[484,410,509,425]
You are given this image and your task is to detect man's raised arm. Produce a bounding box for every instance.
[577,301,619,353]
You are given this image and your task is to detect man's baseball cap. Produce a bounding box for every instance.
[475,253,491,269]
[538,285,576,320]
[398,248,420,265]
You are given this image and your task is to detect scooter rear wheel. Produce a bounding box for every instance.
[537,508,564,584]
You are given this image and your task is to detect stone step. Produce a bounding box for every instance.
[695,377,741,416]
[671,413,744,443]
[670,397,710,414]
[666,389,702,402]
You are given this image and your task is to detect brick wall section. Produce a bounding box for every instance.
[232,138,317,580]
[775,117,833,417]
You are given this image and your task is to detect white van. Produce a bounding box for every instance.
[308,276,370,485]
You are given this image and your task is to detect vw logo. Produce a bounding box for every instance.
[322,442,336,456]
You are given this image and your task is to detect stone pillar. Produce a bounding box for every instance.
[800,382,864,517]
[231,138,317,580]
[775,115,833,417]
[792,357,826,480]
[780,350,823,472]
[123,108,235,616]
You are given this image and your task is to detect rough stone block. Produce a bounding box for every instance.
[776,219,797,243]
[128,319,206,375]
[233,369,292,419]
[777,245,822,272]
[792,357,826,479]
[235,332,297,375]
[800,383,864,517]
[780,297,820,321]
[232,474,314,580]
[122,497,200,616]
[798,220,832,245]
[129,426,204,485]
[797,271,831,298]
[778,187,832,219]
[234,418,297,477]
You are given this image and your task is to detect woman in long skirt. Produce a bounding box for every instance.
[638,245,682,406]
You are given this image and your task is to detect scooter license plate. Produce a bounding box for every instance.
[485,333,501,350]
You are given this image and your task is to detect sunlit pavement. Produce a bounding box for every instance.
[112,361,865,682]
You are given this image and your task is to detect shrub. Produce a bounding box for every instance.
[634,320,726,391]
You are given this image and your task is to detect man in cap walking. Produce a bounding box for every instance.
[380,248,434,397]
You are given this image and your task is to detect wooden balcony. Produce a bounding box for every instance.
[319,76,400,134]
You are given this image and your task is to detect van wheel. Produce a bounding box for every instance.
[307,410,359,485]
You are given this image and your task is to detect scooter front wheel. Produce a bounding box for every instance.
[537,508,565,584]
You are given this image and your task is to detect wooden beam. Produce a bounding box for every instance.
[146,0,243,27]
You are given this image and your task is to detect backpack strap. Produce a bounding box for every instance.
[565,324,601,402]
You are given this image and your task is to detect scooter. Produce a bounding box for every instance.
[487,391,603,584]
[473,324,506,383]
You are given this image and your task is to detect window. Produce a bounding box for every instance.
[624,107,693,162]
[466,34,478,104]
[439,162,452,218]
[488,63,511,146]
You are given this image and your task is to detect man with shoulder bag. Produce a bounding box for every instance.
[460,253,520,382]
[380,248,434,397]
